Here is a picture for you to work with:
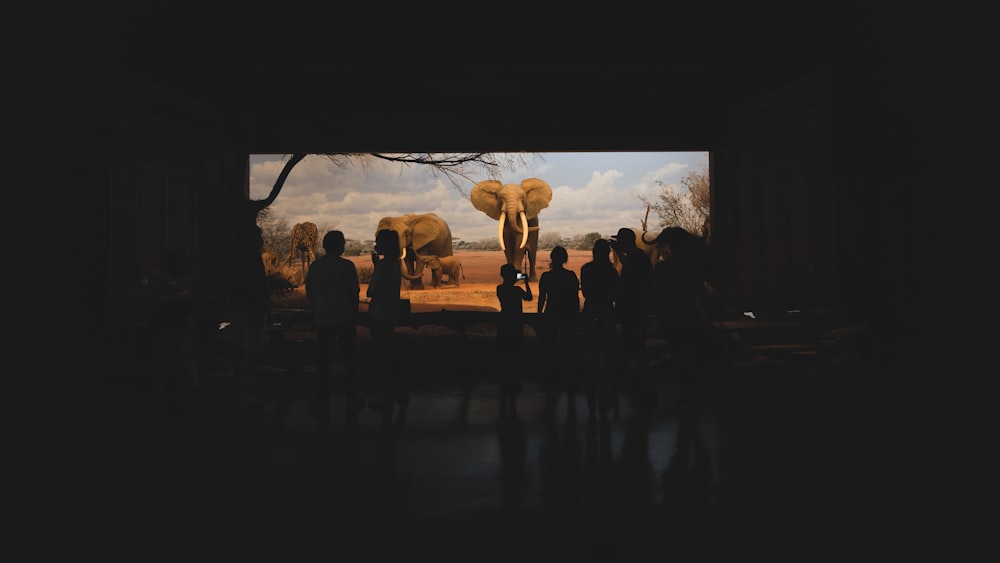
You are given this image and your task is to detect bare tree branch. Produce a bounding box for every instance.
[249,153,541,213]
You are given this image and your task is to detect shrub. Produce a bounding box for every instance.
[357,265,373,284]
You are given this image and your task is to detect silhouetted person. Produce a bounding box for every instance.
[231,223,271,404]
[305,230,360,423]
[496,262,533,401]
[579,238,618,415]
[536,245,580,407]
[367,228,408,424]
[610,227,653,370]
[147,247,201,395]
[651,227,712,402]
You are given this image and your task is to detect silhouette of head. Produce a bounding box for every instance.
[501,263,517,282]
[375,229,400,258]
[592,238,611,261]
[323,230,346,256]
[611,227,635,248]
[550,245,568,267]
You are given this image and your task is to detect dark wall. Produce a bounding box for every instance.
[55,4,996,378]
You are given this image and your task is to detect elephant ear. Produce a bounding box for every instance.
[521,177,553,218]
[411,214,444,252]
[471,179,504,220]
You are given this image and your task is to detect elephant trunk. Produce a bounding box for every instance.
[400,253,425,280]
[641,229,658,245]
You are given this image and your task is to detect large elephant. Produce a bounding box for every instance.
[375,213,454,290]
[471,178,553,281]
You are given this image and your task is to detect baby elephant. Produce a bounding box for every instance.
[439,255,465,287]
[415,254,466,288]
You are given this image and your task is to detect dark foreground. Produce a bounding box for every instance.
[66,309,900,561]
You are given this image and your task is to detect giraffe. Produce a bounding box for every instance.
[283,222,319,282]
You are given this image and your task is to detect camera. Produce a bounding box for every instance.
[516,272,526,280]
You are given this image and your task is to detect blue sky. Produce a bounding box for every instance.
[249,152,709,244]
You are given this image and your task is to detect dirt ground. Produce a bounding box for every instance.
[272,249,594,313]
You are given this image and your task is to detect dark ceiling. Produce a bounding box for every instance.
[78,2,872,153]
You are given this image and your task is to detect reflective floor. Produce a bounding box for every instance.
[79,321,878,561]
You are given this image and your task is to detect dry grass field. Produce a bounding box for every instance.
[273,249,595,313]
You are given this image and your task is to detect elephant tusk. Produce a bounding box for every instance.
[498,214,506,252]
[400,247,407,261]
[518,211,528,249]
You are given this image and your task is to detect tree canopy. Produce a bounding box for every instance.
[637,164,710,236]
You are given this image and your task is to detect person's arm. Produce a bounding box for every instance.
[536,279,547,312]
[523,280,533,302]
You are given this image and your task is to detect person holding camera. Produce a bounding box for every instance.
[496,263,533,402]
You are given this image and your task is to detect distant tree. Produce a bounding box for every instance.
[538,231,563,250]
[258,210,292,259]
[465,238,501,251]
[344,240,365,256]
[638,164,710,236]
[570,232,603,250]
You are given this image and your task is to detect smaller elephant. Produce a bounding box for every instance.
[411,251,444,288]
[435,255,465,287]
[414,254,465,287]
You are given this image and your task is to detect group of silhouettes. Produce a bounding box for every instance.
[150,222,713,427]
[497,226,714,417]
[306,228,408,427]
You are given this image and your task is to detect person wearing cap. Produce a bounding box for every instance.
[305,230,360,422]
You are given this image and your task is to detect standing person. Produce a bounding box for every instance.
[650,227,712,402]
[366,229,408,421]
[536,245,580,407]
[231,223,271,404]
[579,238,619,416]
[496,263,533,402]
[610,227,653,370]
[305,230,360,422]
